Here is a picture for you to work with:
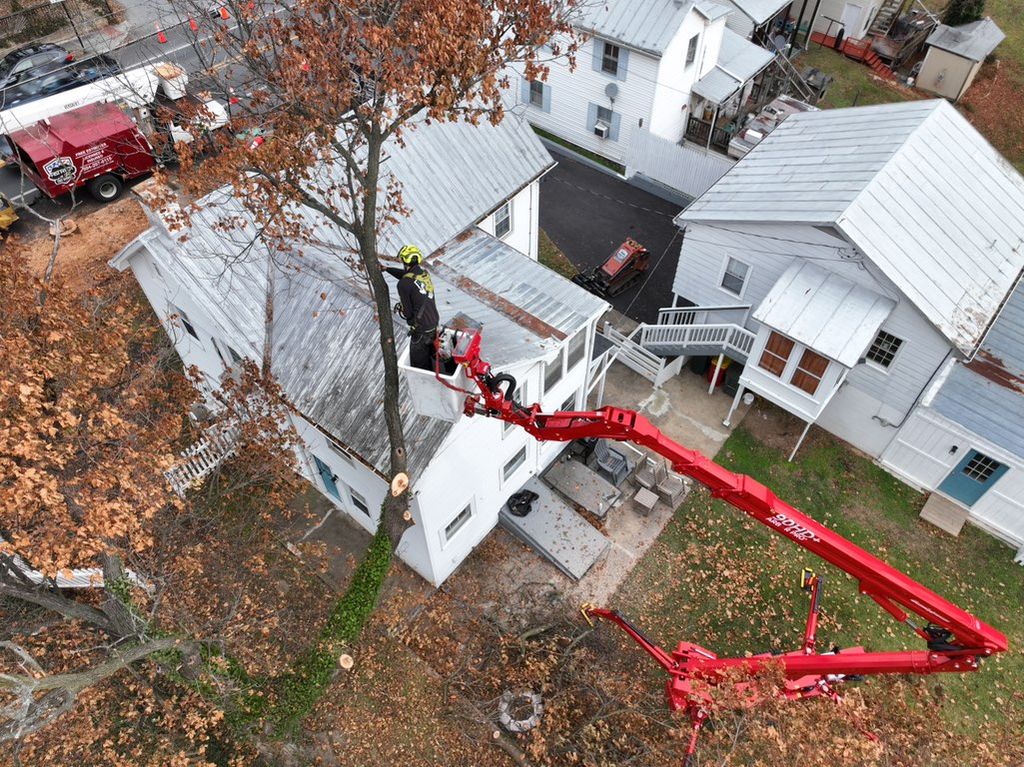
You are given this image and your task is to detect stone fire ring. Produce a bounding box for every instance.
[498,689,544,733]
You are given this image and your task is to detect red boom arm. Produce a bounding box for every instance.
[445,328,1007,719]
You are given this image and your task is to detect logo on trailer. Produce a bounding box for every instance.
[767,513,821,543]
[42,156,76,186]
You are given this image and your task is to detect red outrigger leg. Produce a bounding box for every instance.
[438,327,1008,762]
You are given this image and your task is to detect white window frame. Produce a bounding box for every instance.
[529,79,544,108]
[172,305,201,341]
[685,34,699,67]
[566,331,587,372]
[601,41,620,75]
[864,329,904,372]
[441,501,474,547]
[718,256,751,298]
[501,445,528,485]
[494,200,512,240]
[349,487,370,516]
[503,378,528,437]
[543,349,564,395]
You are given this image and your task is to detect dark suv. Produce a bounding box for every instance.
[0,43,73,91]
[0,54,121,110]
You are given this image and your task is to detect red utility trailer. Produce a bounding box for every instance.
[7,102,156,203]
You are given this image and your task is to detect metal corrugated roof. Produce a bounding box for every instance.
[721,0,791,25]
[578,0,728,56]
[931,275,1024,457]
[272,229,607,474]
[926,17,1005,62]
[692,29,775,103]
[753,261,895,366]
[680,100,1024,355]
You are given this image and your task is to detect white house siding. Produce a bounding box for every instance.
[650,14,727,141]
[475,181,540,261]
[881,409,1024,546]
[409,327,595,585]
[720,1,757,39]
[673,221,954,456]
[791,0,885,37]
[516,35,661,164]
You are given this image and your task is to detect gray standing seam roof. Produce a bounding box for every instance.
[577,0,729,56]
[753,261,895,367]
[931,274,1024,458]
[926,17,1005,62]
[116,111,609,474]
[678,99,1024,356]
[723,0,791,25]
[692,28,775,104]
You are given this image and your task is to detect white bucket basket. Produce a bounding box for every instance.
[398,345,471,422]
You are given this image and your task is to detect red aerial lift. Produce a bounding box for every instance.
[437,325,1008,763]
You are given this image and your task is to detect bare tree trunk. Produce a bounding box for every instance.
[100,554,147,639]
[356,125,412,548]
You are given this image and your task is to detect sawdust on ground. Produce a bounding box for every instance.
[11,198,149,293]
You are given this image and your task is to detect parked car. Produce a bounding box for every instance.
[0,43,73,91]
[0,54,121,110]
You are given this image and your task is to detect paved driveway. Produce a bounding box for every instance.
[539,148,685,324]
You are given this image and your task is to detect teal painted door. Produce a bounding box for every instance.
[313,455,341,499]
[938,450,1008,507]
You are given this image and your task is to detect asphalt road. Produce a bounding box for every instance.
[539,149,685,324]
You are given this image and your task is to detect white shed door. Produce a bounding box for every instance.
[841,3,864,36]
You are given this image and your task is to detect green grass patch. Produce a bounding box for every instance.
[532,126,626,175]
[265,526,392,735]
[538,229,577,278]
[798,46,917,109]
[616,421,1022,738]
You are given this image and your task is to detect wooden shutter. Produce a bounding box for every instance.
[758,331,793,377]
[791,349,829,395]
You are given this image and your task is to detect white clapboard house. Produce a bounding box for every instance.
[112,114,609,586]
[639,99,1024,547]
[514,0,775,162]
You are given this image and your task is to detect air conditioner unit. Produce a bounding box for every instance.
[594,121,610,138]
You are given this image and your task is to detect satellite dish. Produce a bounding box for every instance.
[605,82,619,100]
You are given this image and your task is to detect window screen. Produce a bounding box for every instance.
[567,331,587,371]
[444,504,473,542]
[790,349,829,395]
[174,306,199,340]
[494,201,511,239]
[686,34,699,66]
[529,79,544,107]
[758,332,793,377]
[544,352,563,393]
[502,446,527,482]
[350,488,369,516]
[866,330,903,368]
[720,257,749,295]
[601,42,619,74]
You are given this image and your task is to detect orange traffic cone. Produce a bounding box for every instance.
[155,23,167,43]
[219,6,230,20]
[189,17,199,32]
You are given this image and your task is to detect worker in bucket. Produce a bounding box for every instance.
[381,244,440,372]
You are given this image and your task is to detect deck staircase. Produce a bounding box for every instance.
[598,306,757,387]
[771,48,817,103]
[868,0,909,37]
[164,420,242,497]
[810,32,897,80]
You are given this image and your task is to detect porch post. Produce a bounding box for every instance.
[707,104,720,150]
[723,384,745,427]
[788,420,813,462]
[596,359,609,408]
[708,353,725,394]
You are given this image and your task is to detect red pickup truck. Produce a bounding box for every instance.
[7,101,157,202]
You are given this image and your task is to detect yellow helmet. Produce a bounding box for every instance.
[398,244,423,266]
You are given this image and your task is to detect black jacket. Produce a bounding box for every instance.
[384,264,439,335]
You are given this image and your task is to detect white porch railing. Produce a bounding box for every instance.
[599,323,666,384]
[640,306,757,361]
[164,420,241,497]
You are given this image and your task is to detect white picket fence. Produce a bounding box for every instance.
[164,421,242,497]
[625,129,735,201]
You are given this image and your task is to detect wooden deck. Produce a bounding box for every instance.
[810,32,896,80]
